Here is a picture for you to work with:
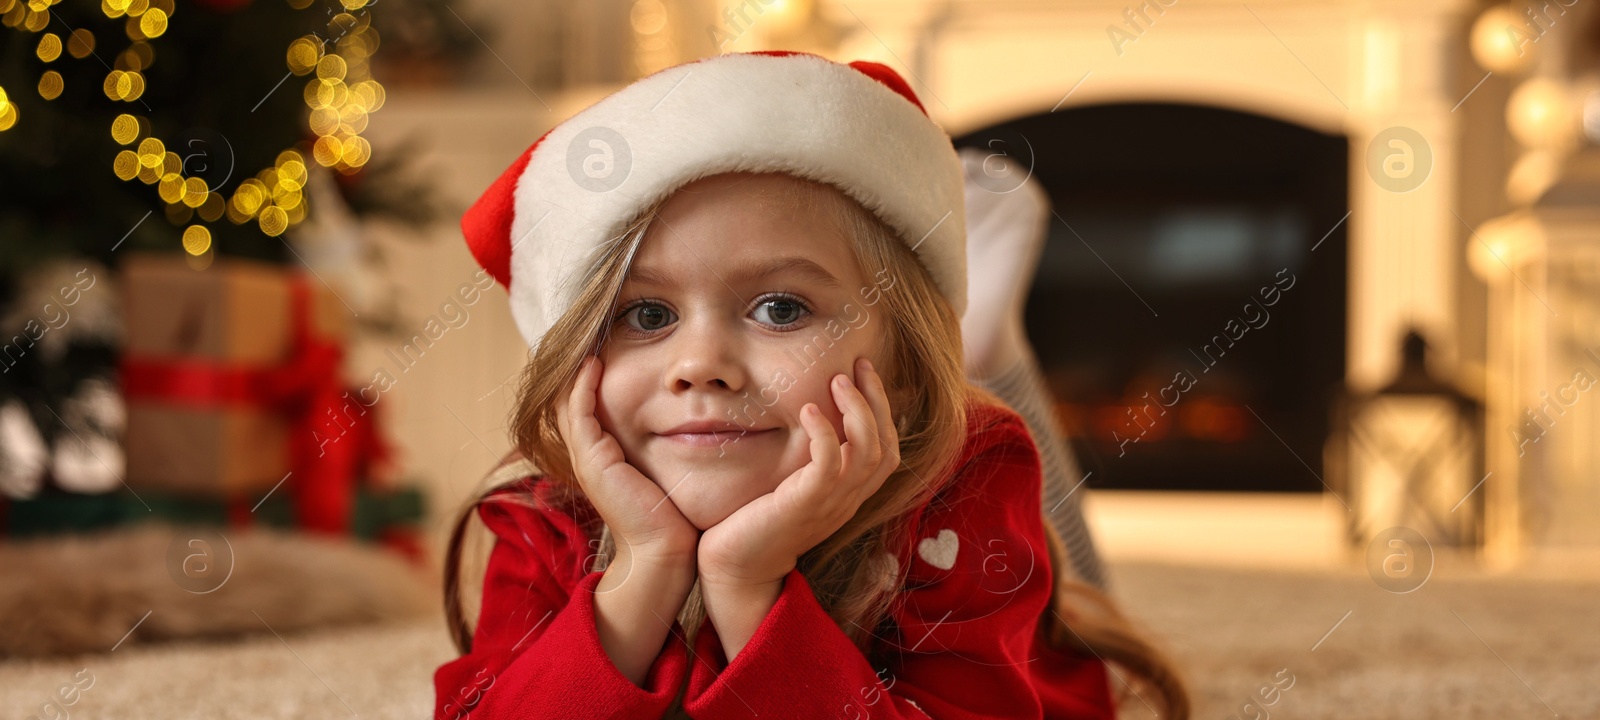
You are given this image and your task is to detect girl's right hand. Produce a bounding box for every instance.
[555,355,700,566]
[560,362,696,687]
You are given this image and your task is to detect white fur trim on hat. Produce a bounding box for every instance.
[481,52,967,350]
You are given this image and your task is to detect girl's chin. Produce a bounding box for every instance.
[661,492,740,531]
[637,461,782,530]
[682,505,734,532]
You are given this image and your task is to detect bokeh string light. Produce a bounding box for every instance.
[1,0,386,253]
[0,85,14,131]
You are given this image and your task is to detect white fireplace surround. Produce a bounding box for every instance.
[827,0,1478,393]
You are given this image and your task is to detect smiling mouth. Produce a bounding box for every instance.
[655,428,778,447]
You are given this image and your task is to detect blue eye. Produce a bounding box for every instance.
[752,294,810,328]
[618,302,675,334]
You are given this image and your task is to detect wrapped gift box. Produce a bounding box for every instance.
[120,253,347,496]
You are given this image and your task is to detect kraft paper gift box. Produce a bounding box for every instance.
[120,253,347,497]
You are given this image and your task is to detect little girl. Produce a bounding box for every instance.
[434,51,1187,719]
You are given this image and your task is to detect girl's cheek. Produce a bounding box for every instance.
[592,379,623,434]
[793,373,850,438]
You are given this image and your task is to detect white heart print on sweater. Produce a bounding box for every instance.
[916,528,959,570]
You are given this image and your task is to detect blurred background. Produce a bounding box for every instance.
[2,0,1598,717]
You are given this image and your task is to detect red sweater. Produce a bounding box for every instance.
[434,400,1116,719]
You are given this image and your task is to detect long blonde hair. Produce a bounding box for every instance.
[443,173,1189,718]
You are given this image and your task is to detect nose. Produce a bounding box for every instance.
[664,311,747,394]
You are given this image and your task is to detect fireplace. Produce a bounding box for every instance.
[957,103,1348,492]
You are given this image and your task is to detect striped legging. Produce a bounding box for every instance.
[974,350,1108,591]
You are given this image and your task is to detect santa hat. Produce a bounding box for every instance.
[461,50,968,350]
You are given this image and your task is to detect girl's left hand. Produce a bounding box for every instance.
[697,357,901,591]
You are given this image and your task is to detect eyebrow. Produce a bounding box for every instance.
[626,255,844,290]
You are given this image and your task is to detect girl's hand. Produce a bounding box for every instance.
[556,355,700,566]
[697,357,900,590]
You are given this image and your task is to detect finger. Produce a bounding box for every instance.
[571,356,598,422]
[832,371,881,478]
[566,357,602,457]
[857,358,900,475]
[798,402,842,496]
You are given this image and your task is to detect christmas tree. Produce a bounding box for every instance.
[0,0,460,500]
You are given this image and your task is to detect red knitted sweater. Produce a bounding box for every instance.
[434,399,1117,719]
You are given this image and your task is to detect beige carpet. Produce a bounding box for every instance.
[1109,560,1597,719]
[1,560,1594,719]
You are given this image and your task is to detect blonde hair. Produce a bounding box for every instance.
[443,172,1188,719]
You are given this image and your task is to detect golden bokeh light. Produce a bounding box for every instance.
[312,135,342,166]
[340,135,370,167]
[232,179,266,216]
[182,177,209,208]
[258,206,288,236]
[182,225,211,256]
[103,70,129,100]
[113,149,140,180]
[158,172,184,204]
[36,32,60,61]
[317,54,347,81]
[57,0,383,238]
[137,136,164,165]
[329,12,358,35]
[138,7,166,37]
[120,71,145,100]
[38,70,62,100]
[1508,78,1578,150]
[287,36,321,75]
[273,184,302,210]
[279,158,306,182]
[111,113,140,144]
[309,106,338,136]
[1470,5,1532,76]
[67,28,94,58]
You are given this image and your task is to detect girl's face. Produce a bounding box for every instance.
[594,172,892,531]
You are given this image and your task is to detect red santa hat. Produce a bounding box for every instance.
[461,50,968,350]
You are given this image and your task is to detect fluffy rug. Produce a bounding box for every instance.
[0,558,1593,719]
[1113,561,1599,719]
[0,523,436,658]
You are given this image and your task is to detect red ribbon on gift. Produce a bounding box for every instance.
[122,275,357,535]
